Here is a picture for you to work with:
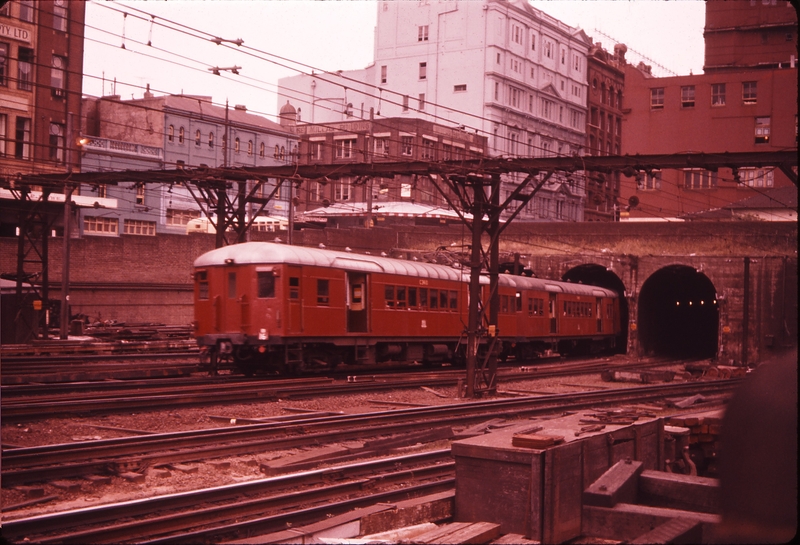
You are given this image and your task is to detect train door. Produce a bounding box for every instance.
[223,268,241,332]
[596,298,603,333]
[347,272,368,333]
[286,266,302,333]
[549,293,558,334]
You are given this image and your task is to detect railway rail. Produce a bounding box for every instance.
[0,356,683,420]
[2,378,738,487]
[3,450,455,544]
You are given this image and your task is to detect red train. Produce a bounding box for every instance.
[193,242,621,375]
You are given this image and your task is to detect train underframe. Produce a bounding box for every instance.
[198,333,617,376]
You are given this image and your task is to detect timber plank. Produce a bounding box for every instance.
[628,517,703,544]
[441,521,502,544]
[491,533,540,544]
[582,503,720,542]
[583,459,644,507]
[639,470,720,514]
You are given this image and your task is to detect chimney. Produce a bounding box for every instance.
[144,83,154,99]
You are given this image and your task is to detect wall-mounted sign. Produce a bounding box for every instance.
[0,23,32,43]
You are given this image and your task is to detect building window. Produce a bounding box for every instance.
[374,137,389,157]
[640,170,662,190]
[683,169,718,189]
[84,216,118,236]
[494,82,499,100]
[531,33,536,51]
[419,62,427,80]
[401,135,413,156]
[454,84,467,92]
[380,65,387,84]
[17,47,33,91]
[402,95,409,112]
[260,142,265,157]
[166,209,200,226]
[51,55,66,97]
[681,85,695,108]
[53,0,68,31]
[561,48,566,64]
[512,24,522,44]
[573,55,581,72]
[754,116,770,143]
[0,113,6,156]
[309,140,324,161]
[421,138,436,160]
[740,167,774,188]
[335,138,356,159]
[19,0,34,22]
[168,125,174,143]
[0,42,8,87]
[208,132,214,148]
[418,25,429,42]
[712,83,726,106]
[650,88,664,109]
[248,140,253,156]
[124,219,156,236]
[742,81,757,104]
[48,123,64,163]
[14,117,30,159]
[134,183,145,205]
[419,93,425,110]
[544,41,552,59]
[234,137,240,154]
[334,178,350,201]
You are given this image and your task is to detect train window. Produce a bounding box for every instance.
[429,289,438,309]
[197,271,208,300]
[257,272,275,298]
[228,273,236,299]
[420,288,428,308]
[385,285,395,308]
[439,290,448,310]
[408,287,417,308]
[516,292,522,312]
[501,295,509,314]
[563,301,568,316]
[289,277,299,299]
[397,286,406,308]
[528,297,533,315]
[449,291,458,310]
[317,279,330,306]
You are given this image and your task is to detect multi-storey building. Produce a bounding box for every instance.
[585,42,626,221]
[620,1,797,220]
[278,0,591,222]
[277,103,487,223]
[77,92,298,237]
[0,0,85,179]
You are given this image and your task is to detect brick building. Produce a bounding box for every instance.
[584,42,626,221]
[279,106,487,223]
[619,1,797,220]
[0,0,85,178]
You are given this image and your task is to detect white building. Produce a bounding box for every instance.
[278,0,592,221]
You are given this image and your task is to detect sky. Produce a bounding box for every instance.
[83,0,707,121]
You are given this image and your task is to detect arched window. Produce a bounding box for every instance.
[195,129,201,147]
[274,145,280,159]
[208,132,214,148]
[234,137,240,154]
[178,127,184,144]
[248,140,253,156]
[280,146,285,160]
[260,142,265,158]
[168,125,174,143]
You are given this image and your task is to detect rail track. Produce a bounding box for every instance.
[2,378,738,487]
[1,356,685,420]
[3,448,455,544]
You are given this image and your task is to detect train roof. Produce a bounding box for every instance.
[194,242,617,298]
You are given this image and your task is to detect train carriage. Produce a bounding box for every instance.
[193,242,620,375]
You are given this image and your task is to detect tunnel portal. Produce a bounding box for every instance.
[638,265,719,359]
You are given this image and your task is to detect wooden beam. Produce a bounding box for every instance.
[638,470,721,514]
[582,503,720,543]
[628,517,703,544]
[583,459,644,508]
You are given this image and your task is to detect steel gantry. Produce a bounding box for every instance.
[2,150,796,393]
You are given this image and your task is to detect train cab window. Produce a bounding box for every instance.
[607,303,613,319]
[408,287,417,308]
[501,295,509,314]
[228,273,236,298]
[449,291,458,310]
[396,287,406,308]
[429,289,438,309]
[515,292,522,312]
[420,288,428,308]
[317,279,330,305]
[289,277,299,299]
[439,290,448,310]
[196,271,209,300]
[257,272,275,298]
[385,285,395,308]
[528,297,533,315]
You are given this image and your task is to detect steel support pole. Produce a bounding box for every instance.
[465,183,483,398]
[59,185,73,339]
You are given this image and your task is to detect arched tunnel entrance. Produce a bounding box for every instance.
[638,265,719,359]
[562,264,628,354]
